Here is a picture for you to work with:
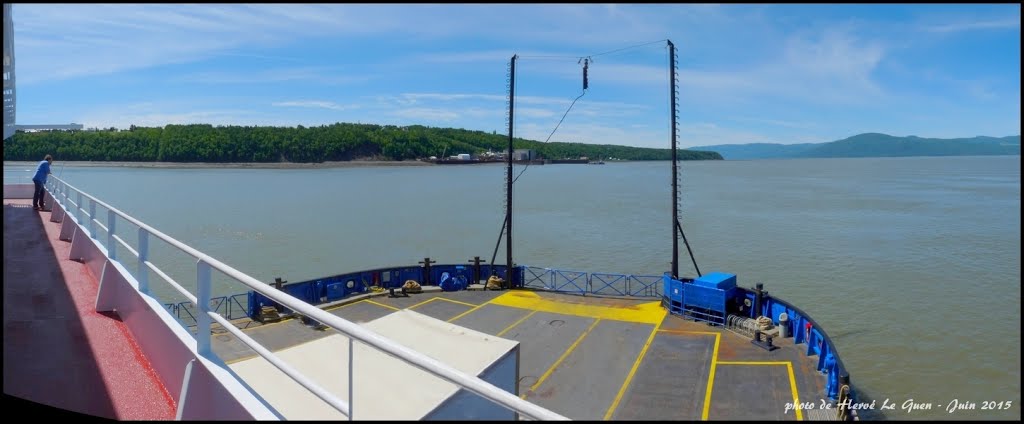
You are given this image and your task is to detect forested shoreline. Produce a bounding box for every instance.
[2,123,723,162]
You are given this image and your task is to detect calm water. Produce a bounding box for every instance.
[5,156,1020,420]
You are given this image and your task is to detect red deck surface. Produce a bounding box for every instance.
[3,198,177,419]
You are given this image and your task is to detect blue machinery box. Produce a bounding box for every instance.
[664,272,738,325]
[692,272,737,291]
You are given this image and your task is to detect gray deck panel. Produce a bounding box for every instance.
[611,332,715,420]
[498,312,595,395]
[523,320,653,420]
[710,363,795,420]
[407,298,473,322]
[326,300,395,323]
[209,291,834,422]
[213,319,330,363]
[449,303,532,335]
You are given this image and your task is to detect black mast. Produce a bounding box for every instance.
[506,54,516,284]
[669,40,702,279]
[669,40,679,279]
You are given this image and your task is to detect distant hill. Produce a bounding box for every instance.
[689,133,1020,160]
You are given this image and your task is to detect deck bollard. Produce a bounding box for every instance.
[274,278,287,313]
[468,256,483,287]
[779,312,789,338]
[419,257,435,286]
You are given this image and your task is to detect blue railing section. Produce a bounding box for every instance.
[520,265,664,298]
[164,293,250,326]
[247,264,516,320]
[662,272,853,405]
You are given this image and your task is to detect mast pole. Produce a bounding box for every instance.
[506,55,517,285]
[669,40,679,279]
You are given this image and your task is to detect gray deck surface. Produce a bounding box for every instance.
[210,289,832,420]
[611,332,715,420]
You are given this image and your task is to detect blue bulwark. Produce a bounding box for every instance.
[683,272,737,325]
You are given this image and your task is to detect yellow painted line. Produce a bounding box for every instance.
[604,321,661,420]
[446,300,490,323]
[521,318,602,399]
[700,332,721,421]
[490,291,666,324]
[496,310,538,337]
[658,329,720,335]
[711,361,803,421]
[787,362,803,421]
[245,315,296,329]
[408,296,442,309]
[324,299,369,312]
[363,300,401,311]
[432,297,479,307]
[717,361,791,365]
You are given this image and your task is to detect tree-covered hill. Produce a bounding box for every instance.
[3,123,723,162]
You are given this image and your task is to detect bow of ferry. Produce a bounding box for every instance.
[3,175,856,421]
[3,4,855,420]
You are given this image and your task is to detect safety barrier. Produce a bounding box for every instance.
[249,264,515,319]
[44,176,568,421]
[519,265,663,298]
[165,293,250,327]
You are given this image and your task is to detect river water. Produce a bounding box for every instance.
[4,155,1020,420]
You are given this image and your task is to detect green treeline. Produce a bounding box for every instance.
[2,123,723,162]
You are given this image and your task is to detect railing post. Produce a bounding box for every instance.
[107,210,117,261]
[77,191,83,220]
[348,336,354,421]
[89,198,97,237]
[138,228,149,295]
[196,259,212,356]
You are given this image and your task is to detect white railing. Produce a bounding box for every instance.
[45,175,568,421]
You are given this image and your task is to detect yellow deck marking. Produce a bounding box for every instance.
[717,361,790,365]
[446,301,490,323]
[324,299,368,312]
[497,310,538,337]
[431,297,479,307]
[521,318,602,399]
[658,329,720,335]
[408,296,442,309]
[714,361,803,421]
[604,321,662,420]
[362,299,401,311]
[700,332,721,420]
[786,362,804,421]
[490,291,666,324]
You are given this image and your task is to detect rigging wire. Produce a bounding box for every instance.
[589,39,668,59]
[489,40,669,270]
[512,88,586,184]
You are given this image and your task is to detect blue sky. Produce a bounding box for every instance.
[10,4,1021,148]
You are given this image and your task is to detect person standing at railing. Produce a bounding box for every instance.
[32,154,53,211]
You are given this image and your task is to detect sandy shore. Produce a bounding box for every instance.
[3,160,433,169]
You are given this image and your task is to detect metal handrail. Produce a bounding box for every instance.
[46,175,568,421]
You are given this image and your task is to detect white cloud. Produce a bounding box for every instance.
[180,67,369,85]
[272,101,356,111]
[924,18,1020,33]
